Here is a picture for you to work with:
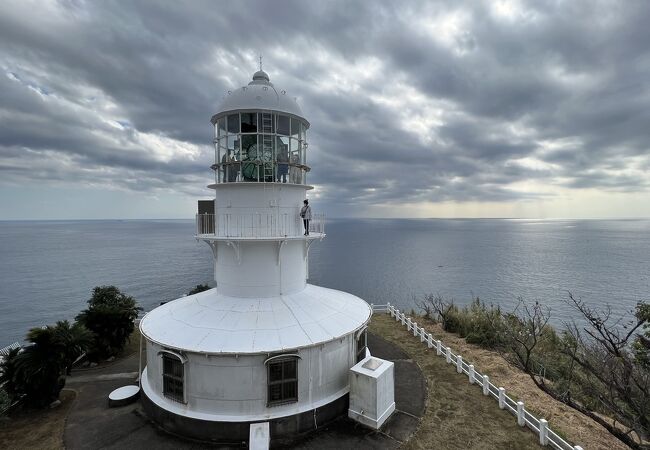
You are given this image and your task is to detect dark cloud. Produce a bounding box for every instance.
[1,0,649,218]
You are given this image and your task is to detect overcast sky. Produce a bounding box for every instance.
[1,0,649,219]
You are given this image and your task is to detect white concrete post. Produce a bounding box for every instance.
[406,318,411,330]
[395,309,400,321]
[517,401,525,426]
[370,303,374,312]
[498,387,506,409]
[413,322,418,336]
[400,312,405,324]
[482,375,490,395]
[539,419,548,445]
[420,328,426,342]
[436,340,442,355]
[446,346,451,363]
[427,334,433,348]
[456,354,463,373]
[249,422,270,450]
[386,302,391,315]
[469,364,475,384]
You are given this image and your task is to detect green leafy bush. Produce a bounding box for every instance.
[76,286,141,360]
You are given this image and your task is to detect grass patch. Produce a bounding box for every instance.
[0,389,75,449]
[370,314,541,449]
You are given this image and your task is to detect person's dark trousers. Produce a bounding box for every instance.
[303,219,310,235]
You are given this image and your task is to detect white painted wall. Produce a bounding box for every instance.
[215,240,307,297]
[145,332,357,421]
[210,183,313,297]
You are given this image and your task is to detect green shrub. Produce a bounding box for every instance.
[76,286,141,360]
[431,296,505,349]
[0,328,68,408]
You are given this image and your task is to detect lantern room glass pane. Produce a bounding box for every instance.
[260,112,274,133]
[241,113,257,133]
[227,135,239,159]
[241,135,257,160]
[290,138,301,163]
[227,114,239,133]
[277,115,290,135]
[290,118,300,138]
[217,118,226,137]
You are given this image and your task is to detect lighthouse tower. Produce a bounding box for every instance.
[139,69,372,443]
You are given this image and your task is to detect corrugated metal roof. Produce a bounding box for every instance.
[140,284,371,354]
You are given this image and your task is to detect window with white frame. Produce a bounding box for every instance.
[267,355,298,406]
[161,352,184,403]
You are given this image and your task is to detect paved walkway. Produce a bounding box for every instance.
[63,333,425,449]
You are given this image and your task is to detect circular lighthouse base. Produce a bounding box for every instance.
[141,390,348,444]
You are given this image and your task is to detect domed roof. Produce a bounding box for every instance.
[212,71,308,125]
[139,284,371,354]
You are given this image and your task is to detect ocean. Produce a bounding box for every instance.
[1,218,649,345]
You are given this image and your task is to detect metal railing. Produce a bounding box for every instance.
[196,212,324,238]
[371,304,584,450]
[0,342,20,357]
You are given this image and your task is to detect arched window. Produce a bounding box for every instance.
[265,354,299,407]
[356,328,368,363]
[159,350,186,404]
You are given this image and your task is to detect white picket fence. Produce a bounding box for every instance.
[371,303,583,450]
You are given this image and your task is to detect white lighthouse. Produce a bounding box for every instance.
[139,69,372,443]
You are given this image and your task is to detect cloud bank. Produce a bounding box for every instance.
[1,0,649,218]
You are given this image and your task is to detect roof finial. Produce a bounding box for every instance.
[259,54,263,71]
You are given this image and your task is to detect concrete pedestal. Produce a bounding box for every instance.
[348,356,395,429]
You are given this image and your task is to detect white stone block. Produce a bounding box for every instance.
[249,422,269,450]
[348,356,396,430]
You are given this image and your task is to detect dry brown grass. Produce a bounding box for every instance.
[370,314,541,449]
[384,313,629,450]
[0,389,75,450]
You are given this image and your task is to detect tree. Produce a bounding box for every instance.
[495,295,650,449]
[497,299,552,376]
[427,294,458,331]
[559,294,650,448]
[0,321,92,408]
[187,284,210,295]
[76,286,141,360]
[5,327,67,407]
[53,320,93,375]
[0,347,22,403]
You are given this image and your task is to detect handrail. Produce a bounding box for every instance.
[370,304,583,450]
[196,212,325,238]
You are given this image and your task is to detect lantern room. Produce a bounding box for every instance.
[210,70,310,185]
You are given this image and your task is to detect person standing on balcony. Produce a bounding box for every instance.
[300,199,312,236]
